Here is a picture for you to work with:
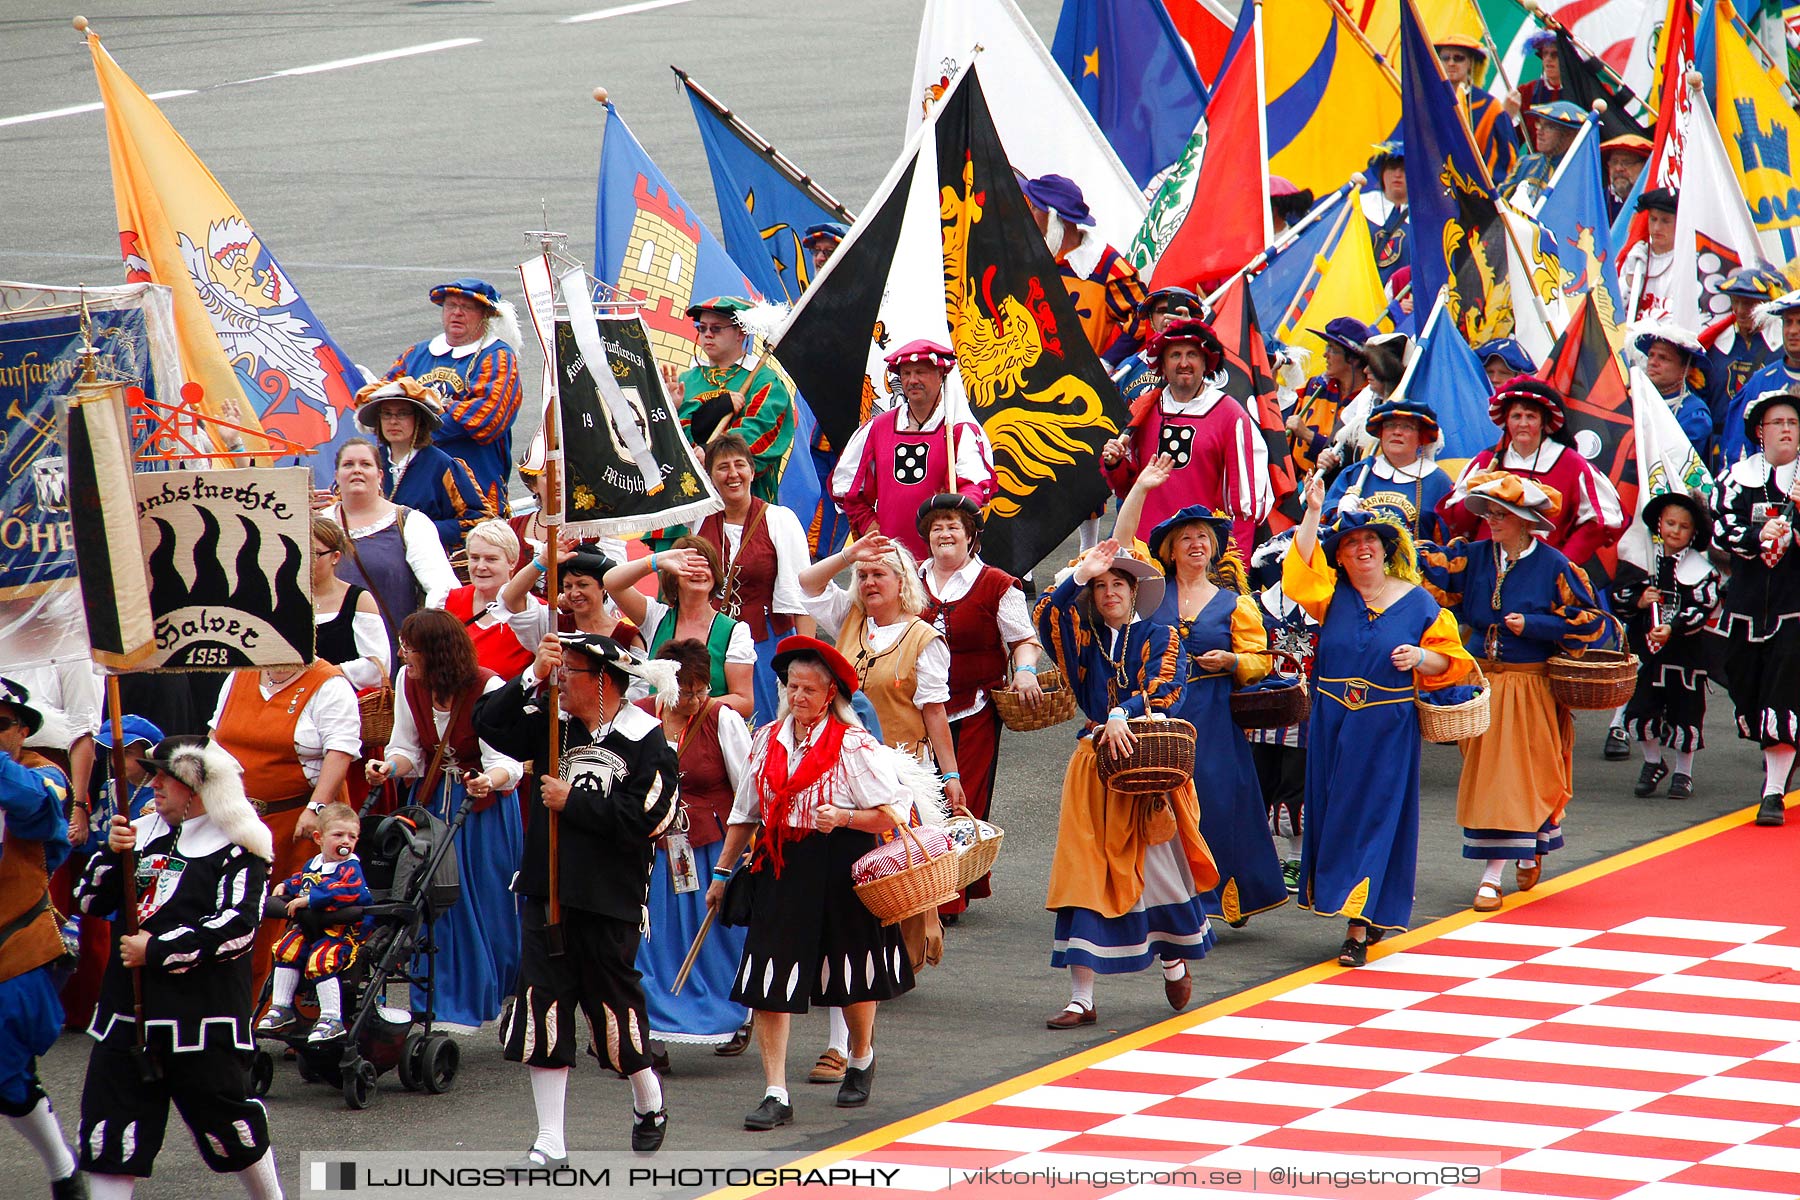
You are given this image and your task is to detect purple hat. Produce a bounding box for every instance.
[1019,174,1095,227]
[429,278,502,312]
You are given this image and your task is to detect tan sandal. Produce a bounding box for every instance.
[1472,882,1504,913]
[808,1047,847,1084]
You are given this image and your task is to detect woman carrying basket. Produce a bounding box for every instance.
[1115,457,1287,929]
[1285,476,1473,966]
[916,493,1042,920]
[1420,471,1609,912]
[1035,539,1219,1029]
[705,637,918,1131]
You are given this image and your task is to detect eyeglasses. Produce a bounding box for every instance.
[694,321,736,335]
[560,665,599,676]
[1439,51,1471,63]
[0,716,18,733]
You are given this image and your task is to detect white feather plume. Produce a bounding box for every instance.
[631,658,682,711]
[886,748,949,827]
[737,301,792,349]
[491,299,525,357]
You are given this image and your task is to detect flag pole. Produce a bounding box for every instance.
[671,67,856,222]
[529,224,569,959]
[1277,187,1362,333]
[1252,1,1276,251]
[1204,178,1361,310]
[1517,0,1659,123]
[1719,0,1800,110]
[1321,0,1405,90]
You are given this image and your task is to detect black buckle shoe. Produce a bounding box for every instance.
[837,1061,875,1108]
[631,1107,667,1153]
[1603,727,1631,760]
[744,1095,793,1131]
[1337,937,1368,967]
[1667,772,1694,800]
[1634,760,1669,797]
[1757,793,1787,826]
[507,1147,568,1175]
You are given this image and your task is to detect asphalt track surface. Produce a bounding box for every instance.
[0,3,1780,1196]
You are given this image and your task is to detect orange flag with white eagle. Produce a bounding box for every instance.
[89,31,364,480]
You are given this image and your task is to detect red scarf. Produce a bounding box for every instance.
[757,715,849,876]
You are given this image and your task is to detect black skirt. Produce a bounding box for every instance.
[730,828,914,1015]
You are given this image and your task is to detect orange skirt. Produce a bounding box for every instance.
[1045,739,1220,920]
[1456,662,1573,834]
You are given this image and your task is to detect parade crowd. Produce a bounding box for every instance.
[7,32,1800,1195]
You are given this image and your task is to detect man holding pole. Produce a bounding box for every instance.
[665,297,795,504]
[831,340,995,562]
[474,633,680,1159]
[0,678,84,1199]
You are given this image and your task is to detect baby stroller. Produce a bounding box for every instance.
[249,787,477,1108]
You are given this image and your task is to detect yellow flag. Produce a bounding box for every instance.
[1715,1,1800,234]
[1360,0,1490,82]
[1264,0,1403,196]
[1277,204,1389,362]
[90,32,364,462]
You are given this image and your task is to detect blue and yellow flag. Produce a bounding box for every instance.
[1051,0,1209,188]
[90,31,363,483]
[1264,0,1403,196]
[678,69,854,304]
[1399,0,1511,347]
[1715,0,1800,235]
[1536,118,1624,318]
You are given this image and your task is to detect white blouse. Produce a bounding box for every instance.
[801,582,950,705]
[315,601,391,691]
[727,717,910,829]
[384,669,523,789]
[922,557,1036,720]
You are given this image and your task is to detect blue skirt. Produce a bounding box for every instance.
[637,839,748,1044]
[413,782,523,1030]
[1051,839,1216,975]
[751,633,783,728]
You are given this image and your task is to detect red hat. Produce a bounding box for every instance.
[770,635,859,697]
[1488,376,1566,433]
[1145,317,1225,373]
[884,339,956,372]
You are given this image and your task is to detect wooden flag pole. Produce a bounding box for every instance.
[532,229,569,958]
[107,675,160,1081]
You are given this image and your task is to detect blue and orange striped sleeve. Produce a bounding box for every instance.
[441,344,522,446]
[310,859,373,909]
[1125,623,1186,719]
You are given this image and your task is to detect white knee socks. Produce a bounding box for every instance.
[629,1067,663,1116]
[314,977,342,1023]
[1640,737,1663,764]
[1673,749,1695,775]
[826,1007,849,1055]
[270,966,299,1009]
[1480,859,1505,888]
[90,1176,135,1200]
[238,1149,284,1200]
[530,1066,568,1157]
[1765,746,1796,795]
[8,1096,75,1180]
[1069,965,1097,1009]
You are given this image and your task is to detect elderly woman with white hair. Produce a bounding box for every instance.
[705,636,918,1131]
[446,519,542,680]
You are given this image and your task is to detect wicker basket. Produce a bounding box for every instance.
[1230,651,1311,730]
[991,664,1077,732]
[943,816,1005,891]
[1095,717,1197,795]
[852,823,961,925]
[1547,616,1638,709]
[1415,662,1490,744]
[358,685,395,749]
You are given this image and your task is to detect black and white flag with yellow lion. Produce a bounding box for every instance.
[771,62,1127,577]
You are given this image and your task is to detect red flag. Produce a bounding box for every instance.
[1616,0,1693,269]
[1539,292,1634,575]
[1149,15,1268,291]
[1212,274,1302,531]
[1163,0,1234,88]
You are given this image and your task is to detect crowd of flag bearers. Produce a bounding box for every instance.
[22,0,1800,1190]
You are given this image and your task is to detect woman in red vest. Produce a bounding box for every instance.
[446,519,539,680]
[694,435,815,724]
[365,610,523,1031]
[210,657,360,998]
[915,494,1042,920]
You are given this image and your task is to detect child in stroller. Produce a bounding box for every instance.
[250,791,475,1108]
[257,802,372,1044]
